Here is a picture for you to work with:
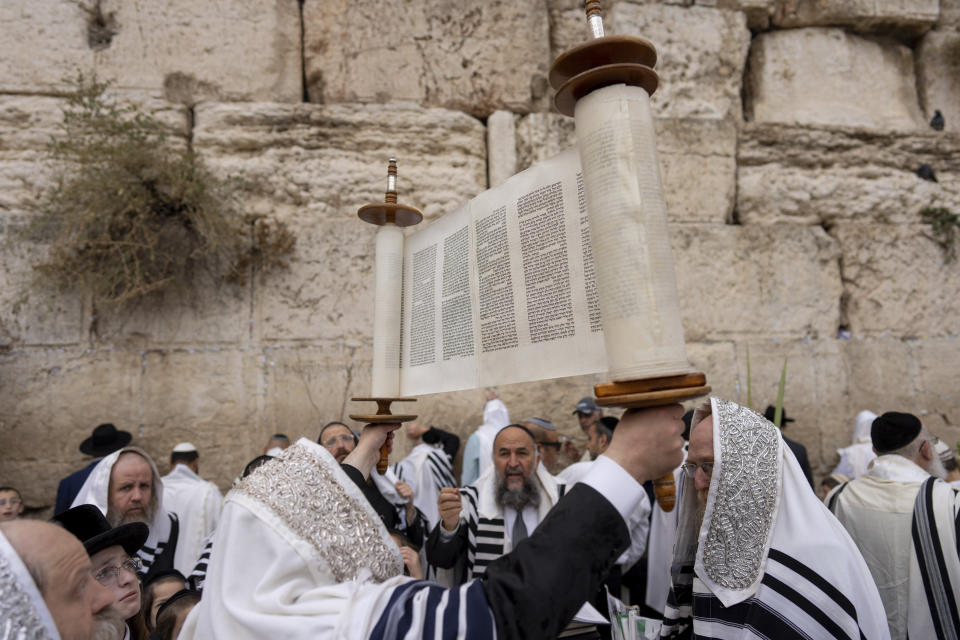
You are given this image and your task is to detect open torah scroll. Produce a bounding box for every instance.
[373,86,690,398]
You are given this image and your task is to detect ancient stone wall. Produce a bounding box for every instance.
[1,0,958,510]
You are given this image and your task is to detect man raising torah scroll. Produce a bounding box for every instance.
[175,405,686,640]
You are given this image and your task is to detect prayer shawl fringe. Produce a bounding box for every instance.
[910,477,960,640]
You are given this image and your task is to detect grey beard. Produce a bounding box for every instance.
[91,607,126,640]
[106,504,155,527]
[495,474,541,511]
[927,454,948,480]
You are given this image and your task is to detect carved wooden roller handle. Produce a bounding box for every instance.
[653,472,676,512]
[377,443,389,474]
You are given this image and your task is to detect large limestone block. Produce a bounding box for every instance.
[0,97,63,212]
[515,113,736,223]
[832,224,960,337]
[746,28,925,131]
[193,102,487,344]
[737,123,960,225]
[487,110,518,188]
[694,0,776,29]
[0,215,86,347]
[686,341,740,401]
[140,349,259,490]
[0,349,142,507]
[303,0,551,117]
[841,338,923,416]
[773,0,939,34]
[673,225,843,341]
[940,0,960,28]
[917,30,960,134]
[611,4,751,119]
[730,339,850,472]
[0,0,301,102]
[912,338,960,437]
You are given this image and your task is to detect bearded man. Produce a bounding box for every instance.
[426,424,565,585]
[661,398,889,640]
[71,447,190,580]
[827,411,960,639]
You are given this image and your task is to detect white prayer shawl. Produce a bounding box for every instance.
[456,462,563,580]
[464,399,510,485]
[71,446,192,576]
[162,464,223,573]
[834,410,878,479]
[828,454,960,639]
[557,460,651,570]
[393,442,457,530]
[645,454,685,614]
[661,398,889,640]
[0,529,61,640]
[178,439,496,640]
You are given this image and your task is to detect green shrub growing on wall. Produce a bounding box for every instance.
[26,75,293,307]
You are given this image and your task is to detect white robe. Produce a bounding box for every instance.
[71,446,193,576]
[833,409,878,479]
[461,399,510,486]
[162,464,223,572]
[828,455,960,639]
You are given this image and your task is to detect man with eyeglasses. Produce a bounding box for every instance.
[320,421,428,547]
[660,398,888,640]
[0,486,24,521]
[55,503,151,640]
[826,411,960,639]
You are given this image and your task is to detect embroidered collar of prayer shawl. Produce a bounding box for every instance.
[0,529,61,640]
[232,438,403,582]
[691,397,782,606]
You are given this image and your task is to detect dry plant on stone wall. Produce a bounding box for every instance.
[24,75,294,308]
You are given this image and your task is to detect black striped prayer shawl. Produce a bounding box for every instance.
[660,398,889,640]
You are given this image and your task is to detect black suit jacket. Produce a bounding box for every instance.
[784,436,814,490]
[481,483,630,640]
[54,458,101,515]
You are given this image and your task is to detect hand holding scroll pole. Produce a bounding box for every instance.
[549,0,710,511]
[350,160,421,473]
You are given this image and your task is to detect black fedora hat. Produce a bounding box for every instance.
[763,405,795,426]
[79,423,132,457]
[53,504,148,557]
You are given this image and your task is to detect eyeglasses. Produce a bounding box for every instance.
[94,557,142,586]
[322,434,355,448]
[680,462,714,478]
[0,498,21,507]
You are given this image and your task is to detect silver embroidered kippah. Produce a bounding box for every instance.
[235,442,403,583]
[701,398,781,591]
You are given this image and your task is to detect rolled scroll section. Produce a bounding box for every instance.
[371,224,404,397]
[574,83,690,380]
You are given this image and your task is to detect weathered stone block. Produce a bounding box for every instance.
[0,0,301,102]
[672,225,843,341]
[611,4,751,119]
[746,28,924,131]
[0,349,142,506]
[737,123,960,225]
[140,349,259,490]
[917,30,960,134]
[773,0,939,35]
[515,113,736,223]
[940,0,960,28]
[686,340,739,401]
[193,102,487,344]
[0,216,86,347]
[695,0,776,29]
[487,110,517,188]
[832,224,960,337]
[912,337,960,439]
[303,0,552,117]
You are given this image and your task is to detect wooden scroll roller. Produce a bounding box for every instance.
[349,397,417,474]
[550,2,710,512]
[350,159,422,474]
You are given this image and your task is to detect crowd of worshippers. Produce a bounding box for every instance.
[1,391,959,640]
